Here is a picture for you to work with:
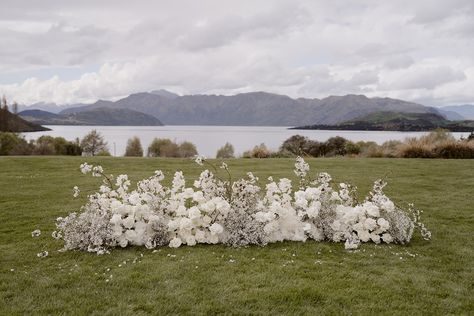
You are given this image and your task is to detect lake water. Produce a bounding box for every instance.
[23,126,468,157]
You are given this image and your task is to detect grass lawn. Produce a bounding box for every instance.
[0,157,473,315]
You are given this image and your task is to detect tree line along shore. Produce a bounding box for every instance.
[1,129,473,159]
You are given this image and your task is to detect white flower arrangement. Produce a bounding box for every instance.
[53,157,431,254]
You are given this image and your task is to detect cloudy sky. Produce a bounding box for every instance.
[0,0,473,106]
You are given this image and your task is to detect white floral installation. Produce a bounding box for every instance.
[50,157,431,254]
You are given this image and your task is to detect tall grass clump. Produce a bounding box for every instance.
[396,129,474,158]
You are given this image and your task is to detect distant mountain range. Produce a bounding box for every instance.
[18,90,474,127]
[439,104,474,120]
[19,108,163,126]
[18,102,73,114]
[292,112,474,132]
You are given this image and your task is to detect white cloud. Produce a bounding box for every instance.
[381,65,466,90]
[0,0,473,106]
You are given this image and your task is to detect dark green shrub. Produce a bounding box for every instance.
[178,141,198,158]
[125,137,144,157]
[325,136,348,156]
[270,150,296,158]
[280,135,310,156]
[0,133,26,155]
[306,140,325,157]
[344,141,361,156]
[148,138,173,157]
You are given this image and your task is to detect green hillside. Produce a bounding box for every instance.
[0,108,50,132]
[293,111,474,132]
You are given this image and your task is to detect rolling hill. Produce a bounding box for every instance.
[0,109,50,132]
[292,111,474,132]
[19,107,163,126]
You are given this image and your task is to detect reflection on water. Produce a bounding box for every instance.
[22,125,468,157]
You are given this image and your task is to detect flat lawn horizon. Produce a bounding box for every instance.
[0,157,472,315]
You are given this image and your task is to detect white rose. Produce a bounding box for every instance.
[365,203,380,218]
[122,216,135,229]
[169,237,182,248]
[382,233,393,243]
[128,193,141,205]
[208,234,219,244]
[370,233,381,244]
[192,191,205,203]
[176,205,188,216]
[254,212,268,223]
[185,235,196,246]
[330,220,341,232]
[188,207,201,219]
[364,218,377,231]
[209,223,224,235]
[118,236,128,248]
[125,229,138,243]
[377,218,390,231]
[202,216,212,226]
[358,230,370,242]
[263,221,279,234]
[167,219,180,231]
[180,218,193,230]
[195,230,206,242]
[330,192,341,201]
[382,200,395,212]
[110,213,122,226]
[110,200,122,212]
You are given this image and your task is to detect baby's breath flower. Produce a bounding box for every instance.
[80,163,92,174]
[36,251,48,258]
[92,166,104,177]
[51,231,62,240]
[194,155,205,166]
[294,156,310,178]
[72,186,80,198]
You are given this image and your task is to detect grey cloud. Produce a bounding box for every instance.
[383,66,466,90]
[1,0,474,105]
[350,70,379,86]
[384,55,414,69]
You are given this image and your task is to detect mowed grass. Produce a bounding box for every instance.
[0,157,473,315]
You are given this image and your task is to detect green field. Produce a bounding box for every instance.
[0,157,473,315]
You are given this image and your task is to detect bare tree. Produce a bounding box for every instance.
[80,130,108,156]
[216,142,235,158]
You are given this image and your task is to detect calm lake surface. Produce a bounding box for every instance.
[23,126,468,157]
